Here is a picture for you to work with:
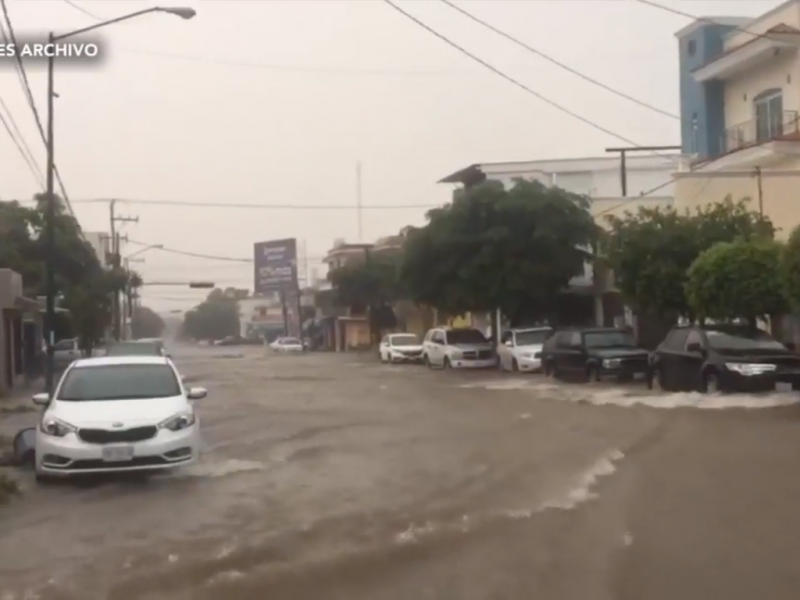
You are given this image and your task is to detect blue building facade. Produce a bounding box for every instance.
[676,23,740,160]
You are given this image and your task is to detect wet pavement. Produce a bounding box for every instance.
[2,345,800,599]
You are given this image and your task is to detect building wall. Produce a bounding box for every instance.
[676,24,737,159]
[83,232,109,267]
[477,155,678,197]
[723,50,799,131]
[674,158,800,240]
[724,1,800,50]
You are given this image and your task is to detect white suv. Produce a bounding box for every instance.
[422,327,496,369]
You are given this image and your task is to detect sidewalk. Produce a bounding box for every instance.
[0,383,41,438]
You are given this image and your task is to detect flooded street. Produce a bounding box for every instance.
[3,346,800,599]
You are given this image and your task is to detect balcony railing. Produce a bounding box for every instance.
[721,110,799,155]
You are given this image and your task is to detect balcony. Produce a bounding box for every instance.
[722,110,799,154]
[698,111,800,171]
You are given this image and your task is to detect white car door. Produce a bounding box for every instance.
[432,331,447,366]
[379,336,390,361]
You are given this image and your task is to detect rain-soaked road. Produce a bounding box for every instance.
[3,344,800,599]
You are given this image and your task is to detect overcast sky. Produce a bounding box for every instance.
[0,0,780,312]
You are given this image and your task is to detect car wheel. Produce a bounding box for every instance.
[511,358,519,372]
[443,356,452,370]
[424,354,433,369]
[703,371,720,394]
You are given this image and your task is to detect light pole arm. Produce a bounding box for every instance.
[54,6,195,41]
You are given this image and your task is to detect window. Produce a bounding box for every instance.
[569,332,582,346]
[684,330,704,350]
[58,364,181,401]
[390,334,418,346]
[687,39,696,56]
[514,329,552,346]
[754,89,784,142]
[446,329,487,345]
[705,328,785,351]
[583,330,635,348]
[663,329,689,351]
[431,331,445,344]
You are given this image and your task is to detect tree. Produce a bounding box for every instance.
[603,196,774,319]
[781,225,800,308]
[131,306,166,339]
[329,255,399,341]
[401,179,597,325]
[181,288,241,341]
[0,196,130,347]
[686,238,787,324]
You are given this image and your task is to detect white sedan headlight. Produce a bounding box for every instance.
[159,411,196,432]
[725,363,776,376]
[39,417,77,437]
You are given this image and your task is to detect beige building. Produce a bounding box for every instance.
[674,0,800,238]
[0,269,41,396]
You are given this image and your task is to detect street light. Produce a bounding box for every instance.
[43,7,195,396]
[125,244,165,261]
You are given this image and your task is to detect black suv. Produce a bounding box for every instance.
[542,327,649,382]
[648,325,800,393]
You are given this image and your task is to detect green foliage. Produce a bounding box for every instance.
[330,255,399,338]
[686,238,787,322]
[400,179,597,324]
[0,196,130,347]
[329,255,400,313]
[131,306,166,339]
[603,196,774,318]
[181,288,242,341]
[781,225,800,308]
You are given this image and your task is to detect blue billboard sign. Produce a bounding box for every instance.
[253,238,298,294]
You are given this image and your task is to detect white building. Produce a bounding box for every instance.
[438,154,680,220]
[83,231,110,267]
[439,154,681,291]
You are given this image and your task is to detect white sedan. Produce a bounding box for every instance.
[269,337,304,352]
[32,355,206,479]
[379,333,424,363]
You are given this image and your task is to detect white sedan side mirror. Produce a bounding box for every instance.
[186,387,207,400]
[32,392,50,406]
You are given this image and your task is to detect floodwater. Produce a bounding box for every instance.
[2,346,800,600]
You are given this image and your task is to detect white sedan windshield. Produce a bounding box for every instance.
[282,338,302,345]
[58,364,181,401]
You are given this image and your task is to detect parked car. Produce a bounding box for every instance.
[647,325,800,393]
[497,327,553,372]
[32,355,206,479]
[379,333,424,363]
[422,327,496,370]
[53,338,80,370]
[542,327,648,382]
[269,337,304,352]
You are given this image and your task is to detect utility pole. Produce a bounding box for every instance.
[109,199,138,341]
[356,160,363,241]
[605,145,682,196]
[754,166,764,216]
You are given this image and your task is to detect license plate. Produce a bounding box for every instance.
[102,445,134,462]
[775,382,794,392]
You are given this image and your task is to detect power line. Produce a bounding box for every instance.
[57,0,498,78]
[382,0,674,159]
[68,197,440,210]
[61,0,99,19]
[0,102,44,188]
[126,239,253,263]
[632,0,767,40]
[440,0,679,121]
[1,0,75,216]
